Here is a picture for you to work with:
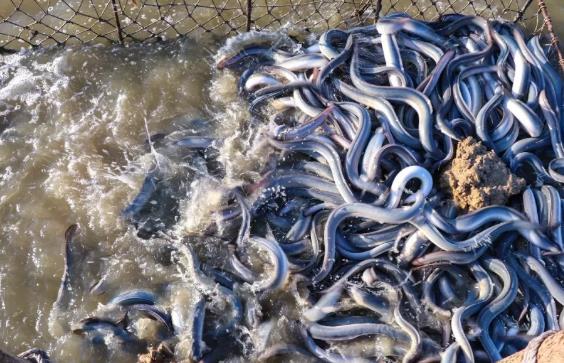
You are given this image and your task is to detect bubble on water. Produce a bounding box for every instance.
[0,40,215,357]
[209,71,238,105]
[175,177,226,236]
[132,317,161,341]
[214,30,296,64]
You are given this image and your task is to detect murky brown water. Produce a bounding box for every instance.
[0,37,238,361]
[0,24,285,360]
[547,0,563,39]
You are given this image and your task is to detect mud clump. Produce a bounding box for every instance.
[500,330,564,363]
[440,137,525,211]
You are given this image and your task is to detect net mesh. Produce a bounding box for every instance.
[0,0,553,51]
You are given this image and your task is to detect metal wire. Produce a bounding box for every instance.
[0,0,554,52]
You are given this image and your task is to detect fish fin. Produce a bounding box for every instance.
[265,223,276,240]
[117,312,130,330]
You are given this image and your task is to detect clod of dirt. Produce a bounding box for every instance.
[137,343,175,363]
[440,137,525,211]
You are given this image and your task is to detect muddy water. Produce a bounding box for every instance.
[0,37,275,361]
[547,0,563,39]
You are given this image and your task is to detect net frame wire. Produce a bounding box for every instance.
[0,0,562,72]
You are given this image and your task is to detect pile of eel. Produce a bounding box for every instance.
[210,13,564,362]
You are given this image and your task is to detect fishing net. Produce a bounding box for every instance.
[0,1,562,68]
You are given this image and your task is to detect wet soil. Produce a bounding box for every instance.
[440,137,525,211]
[500,330,564,363]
